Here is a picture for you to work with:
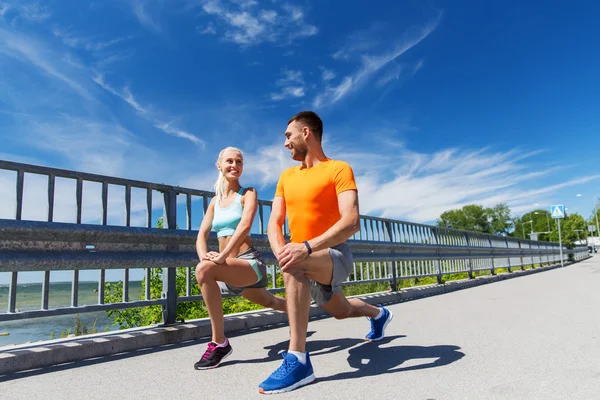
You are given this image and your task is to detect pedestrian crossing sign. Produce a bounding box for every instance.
[551,204,564,219]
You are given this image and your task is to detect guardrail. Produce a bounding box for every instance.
[0,159,590,325]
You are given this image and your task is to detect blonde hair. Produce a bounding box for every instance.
[214,146,243,199]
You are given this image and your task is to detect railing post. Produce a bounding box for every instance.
[432,228,443,284]
[518,240,525,270]
[384,221,397,291]
[488,235,496,276]
[505,237,512,273]
[465,233,474,279]
[162,189,178,325]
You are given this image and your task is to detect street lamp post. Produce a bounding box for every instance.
[595,195,600,245]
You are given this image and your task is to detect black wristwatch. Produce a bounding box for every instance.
[303,240,312,254]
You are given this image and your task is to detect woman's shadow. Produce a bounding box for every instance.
[222,331,465,383]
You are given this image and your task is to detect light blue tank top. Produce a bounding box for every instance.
[212,188,249,238]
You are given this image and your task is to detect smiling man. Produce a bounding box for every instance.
[259,111,394,394]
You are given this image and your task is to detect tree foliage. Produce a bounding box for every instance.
[438,203,590,246]
[437,203,511,235]
[549,213,587,247]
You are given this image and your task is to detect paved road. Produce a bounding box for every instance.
[2,257,599,399]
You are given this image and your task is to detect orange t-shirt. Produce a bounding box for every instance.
[274,158,358,243]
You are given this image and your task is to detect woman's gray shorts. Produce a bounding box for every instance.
[310,242,354,306]
[218,246,269,295]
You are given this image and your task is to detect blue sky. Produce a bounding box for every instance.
[1,0,599,284]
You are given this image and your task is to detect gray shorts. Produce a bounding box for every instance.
[310,242,354,306]
[218,246,269,295]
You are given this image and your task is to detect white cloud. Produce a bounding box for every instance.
[92,73,204,145]
[154,122,205,145]
[197,22,217,35]
[0,27,93,100]
[52,28,133,52]
[270,86,304,101]
[242,141,297,187]
[377,63,403,86]
[320,67,336,82]
[270,68,305,101]
[238,139,600,223]
[315,14,441,108]
[199,0,317,46]
[0,3,9,16]
[18,2,50,21]
[277,69,303,86]
[131,0,162,32]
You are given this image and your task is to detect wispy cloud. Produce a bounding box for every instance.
[16,1,50,21]
[0,27,93,100]
[239,138,599,223]
[52,27,133,52]
[0,3,9,16]
[131,0,162,32]
[197,22,216,35]
[199,0,318,46]
[92,73,204,146]
[320,66,336,82]
[314,14,442,108]
[270,68,305,101]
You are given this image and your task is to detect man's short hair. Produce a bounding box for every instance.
[288,111,323,142]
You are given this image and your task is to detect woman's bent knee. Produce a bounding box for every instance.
[195,261,216,284]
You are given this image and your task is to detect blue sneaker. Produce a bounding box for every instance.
[365,307,393,342]
[258,352,315,394]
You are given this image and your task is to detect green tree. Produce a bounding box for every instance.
[511,210,555,241]
[549,213,587,247]
[588,206,600,236]
[437,204,490,232]
[488,203,512,235]
[437,203,512,235]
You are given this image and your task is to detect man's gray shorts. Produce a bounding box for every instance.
[310,242,354,306]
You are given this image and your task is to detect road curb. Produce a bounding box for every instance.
[0,260,581,376]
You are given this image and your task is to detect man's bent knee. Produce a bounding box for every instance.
[329,306,351,320]
[283,268,308,282]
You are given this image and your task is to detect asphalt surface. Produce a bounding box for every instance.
[2,257,599,400]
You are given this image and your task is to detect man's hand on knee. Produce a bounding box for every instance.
[277,242,310,272]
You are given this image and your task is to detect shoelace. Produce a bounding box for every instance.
[272,357,295,378]
[201,343,217,360]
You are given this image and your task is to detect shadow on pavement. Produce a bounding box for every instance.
[221,330,392,366]
[223,331,464,385]
[317,338,465,383]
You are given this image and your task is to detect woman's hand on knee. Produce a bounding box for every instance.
[202,251,219,261]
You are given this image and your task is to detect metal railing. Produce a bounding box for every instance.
[0,159,590,325]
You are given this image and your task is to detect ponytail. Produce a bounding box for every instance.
[213,169,225,199]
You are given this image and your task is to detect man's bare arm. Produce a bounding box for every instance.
[267,196,287,256]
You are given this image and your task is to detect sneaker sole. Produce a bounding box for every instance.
[258,373,316,394]
[365,310,394,342]
[193,348,233,370]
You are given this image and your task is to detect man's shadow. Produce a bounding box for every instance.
[317,338,465,383]
[222,331,367,366]
[222,331,465,384]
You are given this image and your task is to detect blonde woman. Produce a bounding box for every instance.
[194,146,286,370]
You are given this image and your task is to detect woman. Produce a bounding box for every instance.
[194,146,286,370]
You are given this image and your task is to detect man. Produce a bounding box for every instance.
[259,111,393,394]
